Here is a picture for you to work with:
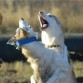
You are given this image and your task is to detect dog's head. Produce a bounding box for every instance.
[7,18,37,49]
[38,11,62,33]
[7,28,29,49]
[38,11,64,46]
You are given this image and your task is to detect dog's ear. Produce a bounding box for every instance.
[19,28,28,38]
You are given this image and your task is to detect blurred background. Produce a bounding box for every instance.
[0,0,83,35]
[0,0,83,83]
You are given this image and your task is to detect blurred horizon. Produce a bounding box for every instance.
[0,0,83,35]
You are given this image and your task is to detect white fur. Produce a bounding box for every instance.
[18,19,71,83]
[38,12,64,46]
[8,18,77,83]
[22,40,72,83]
[38,12,77,83]
[19,18,38,38]
[19,18,29,31]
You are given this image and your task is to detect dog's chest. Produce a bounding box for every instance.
[32,58,53,83]
[22,47,32,58]
[33,65,53,83]
[22,46,53,83]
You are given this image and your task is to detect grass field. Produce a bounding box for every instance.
[0,61,32,83]
[0,61,83,83]
[0,0,83,34]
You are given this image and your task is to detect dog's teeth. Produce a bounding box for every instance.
[43,24,47,27]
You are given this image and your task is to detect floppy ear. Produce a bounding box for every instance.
[19,29,28,38]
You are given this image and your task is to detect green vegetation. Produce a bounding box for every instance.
[0,0,83,35]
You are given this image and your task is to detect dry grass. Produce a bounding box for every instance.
[0,61,83,83]
[0,0,83,35]
[74,61,83,78]
[0,61,32,83]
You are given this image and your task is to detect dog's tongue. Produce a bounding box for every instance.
[42,24,48,28]
[41,24,48,30]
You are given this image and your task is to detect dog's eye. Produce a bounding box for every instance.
[47,13,53,17]
[48,15,53,17]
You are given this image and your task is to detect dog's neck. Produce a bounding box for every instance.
[41,29,67,56]
[16,37,41,48]
[41,31,64,48]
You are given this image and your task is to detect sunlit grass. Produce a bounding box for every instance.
[0,0,83,35]
[74,61,83,78]
[0,61,32,83]
[0,61,83,83]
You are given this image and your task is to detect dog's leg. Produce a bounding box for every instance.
[30,75,36,83]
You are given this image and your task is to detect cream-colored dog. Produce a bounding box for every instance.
[38,11,77,83]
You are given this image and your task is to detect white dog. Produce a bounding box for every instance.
[7,18,60,83]
[38,11,77,83]
[7,17,77,83]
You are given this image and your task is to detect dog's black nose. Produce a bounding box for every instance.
[21,18,24,20]
[39,11,43,14]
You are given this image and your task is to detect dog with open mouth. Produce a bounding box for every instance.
[38,11,77,83]
[7,18,65,83]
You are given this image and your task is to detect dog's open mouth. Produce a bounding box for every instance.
[40,17,48,30]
